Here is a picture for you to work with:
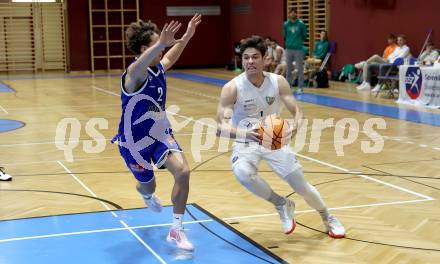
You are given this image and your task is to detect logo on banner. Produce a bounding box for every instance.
[404,67,423,99]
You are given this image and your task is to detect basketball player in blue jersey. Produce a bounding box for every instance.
[216,36,345,238]
[113,14,202,251]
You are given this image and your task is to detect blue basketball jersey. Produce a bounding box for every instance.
[116,62,170,143]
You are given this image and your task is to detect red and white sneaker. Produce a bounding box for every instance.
[167,227,194,251]
[142,194,162,212]
[275,198,296,234]
[324,215,345,238]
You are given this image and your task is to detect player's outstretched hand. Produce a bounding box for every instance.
[181,13,202,41]
[159,20,183,47]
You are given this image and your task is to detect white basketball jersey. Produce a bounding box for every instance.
[231,72,281,131]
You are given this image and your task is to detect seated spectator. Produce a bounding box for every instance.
[264,36,274,71]
[306,30,329,65]
[304,30,330,84]
[418,41,439,66]
[226,40,243,70]
[267,40,284,72]
[356,34,410,92]
[274,46,308,78]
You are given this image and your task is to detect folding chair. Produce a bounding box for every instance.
[375,57,417,98]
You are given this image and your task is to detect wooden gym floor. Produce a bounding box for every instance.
[0,69,439,263]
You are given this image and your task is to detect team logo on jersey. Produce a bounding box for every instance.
[404,67,423,99]
[265,96,275,105]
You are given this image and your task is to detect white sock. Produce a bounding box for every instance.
[283,169,327,212]
[173,213,183,229]
[142,193,152,199]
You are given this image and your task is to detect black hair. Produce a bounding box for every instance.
[240,36,267,57]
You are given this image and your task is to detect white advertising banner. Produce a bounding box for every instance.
[397,65,440,108]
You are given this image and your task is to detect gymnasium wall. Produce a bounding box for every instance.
[229,0,285,46]
[67,0,230,71]
[67,0,90,71]
[67,1,439,72]
[140,0,231,67]
[330,0,440,70]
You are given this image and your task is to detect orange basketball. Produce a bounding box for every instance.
[257,115,290,150]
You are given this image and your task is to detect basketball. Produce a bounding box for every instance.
[257,115,290,150]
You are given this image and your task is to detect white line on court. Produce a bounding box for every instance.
[57,161,170,261]
[57,161,117,216]
[171,86,219,100]
[0,104,8,114]
[295,153,435,201]
[0,132,208,148]
[0,198,432,244]
[119,220,167,264]
[222,199,432,221]
[0,219,213,243]
[92,85,120,96]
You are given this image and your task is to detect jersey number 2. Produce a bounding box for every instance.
[157,87,163,102]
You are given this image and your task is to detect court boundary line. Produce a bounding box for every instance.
[0,198,432,244]
[0,104,8,114]
[57,161,165,263]
[295,153,435,200]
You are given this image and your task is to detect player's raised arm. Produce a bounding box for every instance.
[161,14,202,71]
[125,20,182,93]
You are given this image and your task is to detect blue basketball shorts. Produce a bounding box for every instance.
[118,131,182,183]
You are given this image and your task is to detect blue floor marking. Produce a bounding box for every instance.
[0,204,285,264]
[0,82,14,92]
[0,119,25,133]
[167,72,440,127]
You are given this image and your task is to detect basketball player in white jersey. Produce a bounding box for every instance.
[216,36,345,238]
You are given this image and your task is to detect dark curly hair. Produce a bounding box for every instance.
[126,20,160,55]
[240,35,267,57]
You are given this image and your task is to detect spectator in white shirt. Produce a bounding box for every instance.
[419,41,439,66]
[357,34,411,92]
